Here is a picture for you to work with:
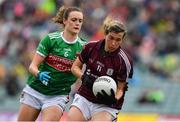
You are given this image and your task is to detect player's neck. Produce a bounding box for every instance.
[63,30,77,42]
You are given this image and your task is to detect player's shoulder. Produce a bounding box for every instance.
[119,48,133,65]
[47,31,61,40]
[78,37,88,46]
[85,40,99,47]
[79,37,87,42]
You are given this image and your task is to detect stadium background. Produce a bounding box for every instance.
[0,0,180,121]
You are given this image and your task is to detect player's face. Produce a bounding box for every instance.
[105,32,124,52]
[64,11,83,35]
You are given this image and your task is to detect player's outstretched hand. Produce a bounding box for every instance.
[38,71,51,86]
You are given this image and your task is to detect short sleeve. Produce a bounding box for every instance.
[117,59,128,82]
[79,42,97,63]
[79,43,90,63]
[36,35,51,57]
[117,50,133,81]
[128,64,133,78]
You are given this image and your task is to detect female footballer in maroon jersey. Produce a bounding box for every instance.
[67,16,133,121]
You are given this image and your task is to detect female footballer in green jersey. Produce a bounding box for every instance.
[17,6,86,121]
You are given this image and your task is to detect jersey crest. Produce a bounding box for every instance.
[106,68,114,75]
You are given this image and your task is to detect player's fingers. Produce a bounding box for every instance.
[101,90,108,96]
[43,77,49,81]
[44,74,51,79]
[96,92,102,98]
[44,71,50,74]
[110,88,115,96]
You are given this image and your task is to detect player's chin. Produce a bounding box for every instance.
[108,49,116,53]
[72,29,80,34]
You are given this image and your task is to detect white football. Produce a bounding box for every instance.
[93,76,117,96]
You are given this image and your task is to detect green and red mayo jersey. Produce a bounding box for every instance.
[27,31,87,95]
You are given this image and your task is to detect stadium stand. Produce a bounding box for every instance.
[0,0,180,121]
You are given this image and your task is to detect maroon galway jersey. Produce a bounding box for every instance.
[78,39,133,109]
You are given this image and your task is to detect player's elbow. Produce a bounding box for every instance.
[71,64,76,75]
[28,63,37,77]
[71,66,74,74]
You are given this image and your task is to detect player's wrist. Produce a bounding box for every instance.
[37,71,40,77]
[81,74,94,89]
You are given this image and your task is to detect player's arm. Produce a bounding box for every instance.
[71,78,82,94]
[116,81,126,100]
[29,53,45,77]
[29,34,50,77]
[71,57,83,79]
[29,53,51,86]
[29,35,52,86]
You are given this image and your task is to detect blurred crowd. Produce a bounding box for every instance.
[0,0,180,97]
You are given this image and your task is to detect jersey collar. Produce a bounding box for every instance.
[60,32,79,44]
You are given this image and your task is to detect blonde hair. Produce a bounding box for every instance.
[52,6,82,26]
[103,16,127,38]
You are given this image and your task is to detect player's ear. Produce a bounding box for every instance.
[63,18,67,25]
